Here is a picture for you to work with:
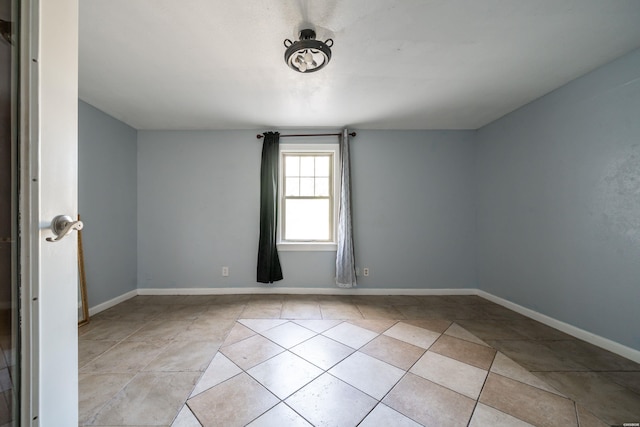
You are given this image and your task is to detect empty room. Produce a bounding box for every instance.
[39,0,640,426]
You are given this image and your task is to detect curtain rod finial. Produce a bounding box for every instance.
[256,134,264,139]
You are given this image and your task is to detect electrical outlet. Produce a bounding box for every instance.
[222,266,229,277]
[363,268,369,277]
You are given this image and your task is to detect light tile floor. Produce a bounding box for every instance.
[79,295,640,426]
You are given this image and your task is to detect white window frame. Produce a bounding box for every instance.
[278,143,340,251]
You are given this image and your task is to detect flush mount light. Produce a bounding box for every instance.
[284,29,333,73]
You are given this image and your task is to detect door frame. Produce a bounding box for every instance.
[19,0,39,423]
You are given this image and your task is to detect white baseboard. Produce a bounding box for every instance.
[92,286,640,363]
[477,290,640,364]
[136,287,478,296]
[88,290,138,316]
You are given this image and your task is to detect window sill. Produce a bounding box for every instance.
[277,242,337,252]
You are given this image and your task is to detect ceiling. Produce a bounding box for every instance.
[79,0,640,131]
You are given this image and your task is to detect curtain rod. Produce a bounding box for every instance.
[256,132,356,139]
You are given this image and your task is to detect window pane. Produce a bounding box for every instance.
[315,156,330,177]
[300,178,314,196]
[300,156,314,176]
[285,156,299,177]
[315,178,329,196]
[285,178,299,196]
[285,199,330,240]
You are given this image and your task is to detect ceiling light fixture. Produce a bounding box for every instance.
[284,29,333,73]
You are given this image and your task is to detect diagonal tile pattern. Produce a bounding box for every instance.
[78,294,640,426]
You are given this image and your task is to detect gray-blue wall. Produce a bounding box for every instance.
[79,100,138,306]
[476,49,640,350]
[136,130,477,290]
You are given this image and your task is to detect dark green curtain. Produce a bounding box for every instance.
[257,132,283,283]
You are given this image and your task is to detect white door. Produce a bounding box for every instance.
[21,0,79,425]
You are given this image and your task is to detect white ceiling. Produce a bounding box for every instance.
[79,0,640,130]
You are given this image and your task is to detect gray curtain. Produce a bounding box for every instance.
[336,129,357,287]
[257,132,283,283]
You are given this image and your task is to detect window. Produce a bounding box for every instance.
[279,144,339,250]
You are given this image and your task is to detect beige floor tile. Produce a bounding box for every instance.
[507,319,577,341]
[290,335,354,370]
[242,303,283,319]
[292,319,342,333]
[486,339,590,372]
[78,294,627,427]
[410,351,488,399]
[575,404,609,427]
[78,373,134,425]
[356,304,405,319]
[79,340,117,368]
[444,322,490,346]
[359,335,425,370]
[221,322,256,347]
[383,373,476,426]
[260,322,316,349]
[441,295,489,305]
[490,352,565,396]
[131,295,182,305]
[250,294,285,303]
[329,352,405,399]
[79,320,144,341]
[80,341,167,373]
[319,303,364,319]
[280,302,322,319]
[175,295,221,305]
[479,373,578,426]
[358,403,422,427]
[171,405,202,427]
[91,371,200,426]
[430,334,496,370]
[346,319,397,334]
[204,303,246,319]
[248,352,323,399]
[445,304,488,320]
[174,318,235,342]
[190,352,242,398]
[603,371,640,395]
[282,295,319,303]
[238,319,288,333]
[143,340,218,372]
[542,340,640,371]
[456,319,529,340]
[209,294,252,304]
[393,305,439,319]
[413,296,451,307]
[126,320,193,342]
[162,305,209,321]
[533,371,640,426]
[401,318,452,334]
[220,334,284,370]
[322,322,378,349]
[383,322,441,349]
[92,304,162,322]
[188,373,278,427]
[285,373,377,427]
[379,295,422,306]
[478,303,529,320]
[246,402,312,427]
[469,403,534,427]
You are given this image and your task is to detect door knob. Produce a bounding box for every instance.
[46,215,84,242]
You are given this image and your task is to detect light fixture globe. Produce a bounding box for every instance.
[284,29,333,73]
